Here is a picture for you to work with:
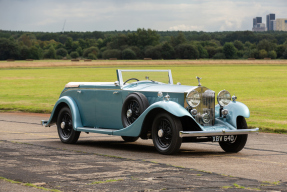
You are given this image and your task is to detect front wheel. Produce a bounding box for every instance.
[152,112,182,155]
[57,107,80,144]
[219,116,248,153]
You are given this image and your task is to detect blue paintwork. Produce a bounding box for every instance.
[45,70,253,138]
[215,101,250,128]
[46,96,83,129]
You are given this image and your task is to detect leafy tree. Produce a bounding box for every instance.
[43,46,56,59]
[59,34,69,44]
[276,45,287,58]
[102,49,122,59]
[78,38,87,49]
[283,48,287,59]
[76,47,83,56]
[237,50,244,58]
[56,48,68,57]
[234,40,244,50]
[0,38,20,60]
[213,53,226,59]
[83,46,99,58]
[144,45,162,59]
[268,50,277,59]
[122,48,136,60]
[171,32,186,47]
[205,46,217,58]
[244,41,252,49]
[223,42,237,59]
[197,45,209,58]
[29,46,40,60]
[129,46,144,59]
[258,49,268,59]
[175,44,199,59]
[87,53,97,60]
[161,42,175,59]
[20,45,30,59]
[70,51,79,59]
[257,39,276,52]
[65,37,73,52]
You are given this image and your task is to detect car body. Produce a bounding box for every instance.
[42,69,259,154]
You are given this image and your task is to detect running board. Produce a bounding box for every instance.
[76,127,118,135]
[179,128,259,138]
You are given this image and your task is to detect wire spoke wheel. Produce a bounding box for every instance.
[57,107,80,144]
[156,119,173,148]
[152,112,182,155]
[127,100,140,125]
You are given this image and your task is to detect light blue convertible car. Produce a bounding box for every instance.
[42,69,259,155]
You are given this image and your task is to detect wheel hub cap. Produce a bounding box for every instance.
[127,109,132,118]
[158,129,164,138]
[61,122,66,129]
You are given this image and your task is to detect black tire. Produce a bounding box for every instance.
[121,136,139,142]
[121,92,149,127]
[152,112,182,155]
[219,116,248,153]
[57,107,80,144]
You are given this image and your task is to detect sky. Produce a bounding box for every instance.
[0,0,286,32]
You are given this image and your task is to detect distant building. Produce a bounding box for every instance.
[275,18,287,31]
[256,17,262,24]
[252,17,266,32]
[266,13,276,31]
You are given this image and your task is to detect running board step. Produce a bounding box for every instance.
[76,127,118,135]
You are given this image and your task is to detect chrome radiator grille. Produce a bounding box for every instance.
[185,87,215,126]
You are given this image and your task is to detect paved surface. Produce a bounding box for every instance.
[0,112,287,191]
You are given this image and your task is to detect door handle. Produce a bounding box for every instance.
[77,90,81,93]
[113,91,119,94]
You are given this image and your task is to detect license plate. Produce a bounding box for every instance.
[212,135,235,142]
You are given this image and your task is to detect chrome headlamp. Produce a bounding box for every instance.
[217,90,231,107]
[186,90,200,107]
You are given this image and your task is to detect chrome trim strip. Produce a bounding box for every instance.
[179,128,259,138]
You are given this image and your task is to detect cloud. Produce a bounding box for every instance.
[0,0,286,32]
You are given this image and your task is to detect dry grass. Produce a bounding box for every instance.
[0,59,287,68]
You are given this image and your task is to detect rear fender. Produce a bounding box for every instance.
[45,96,83,130]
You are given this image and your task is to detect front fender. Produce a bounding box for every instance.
[46,96,83,129]
[215,101,250,128]
[113,101,197,137]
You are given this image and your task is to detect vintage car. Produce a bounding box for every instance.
[42,69,259,155]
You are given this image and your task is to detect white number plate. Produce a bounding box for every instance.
[212,135,235,142]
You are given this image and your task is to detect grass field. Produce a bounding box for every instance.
[0,60,287,132]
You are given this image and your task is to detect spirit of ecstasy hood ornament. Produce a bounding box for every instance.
[196,76,202,86]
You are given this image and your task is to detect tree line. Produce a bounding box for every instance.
[0,29,287,60]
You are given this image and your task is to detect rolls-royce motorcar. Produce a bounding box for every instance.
[41,69,259,155]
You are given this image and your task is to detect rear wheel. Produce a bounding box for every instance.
[219,116,248,153]
[152,112,182,155]
[57,107,80,144]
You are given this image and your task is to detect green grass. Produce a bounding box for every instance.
[0,176,61,192]
[0,63,287,131]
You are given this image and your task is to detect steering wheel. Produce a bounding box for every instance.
[124,78,140,85]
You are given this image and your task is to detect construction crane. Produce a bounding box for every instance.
[62,20,66,33]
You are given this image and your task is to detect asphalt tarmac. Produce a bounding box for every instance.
[0,112,287,192]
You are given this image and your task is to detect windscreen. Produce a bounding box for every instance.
[121,70,171,84]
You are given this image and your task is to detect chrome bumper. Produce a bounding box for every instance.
[41,120,48,127]
[179,128,259,138]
